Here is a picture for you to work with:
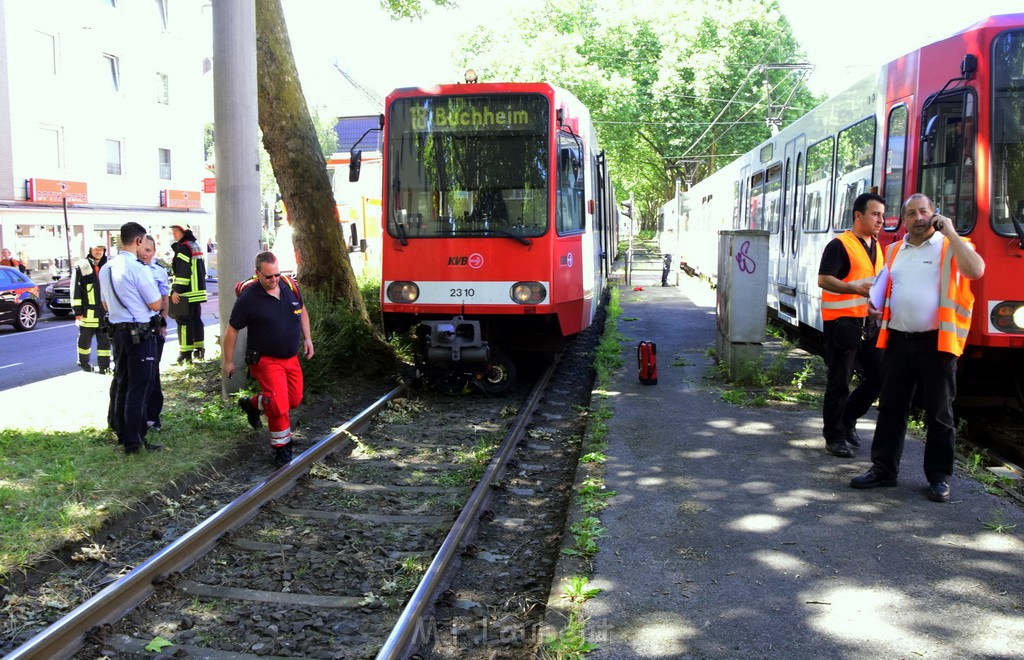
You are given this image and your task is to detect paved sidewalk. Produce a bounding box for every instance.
[552,273,1024,658]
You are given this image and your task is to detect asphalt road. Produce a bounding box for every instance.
[0,282,219,393]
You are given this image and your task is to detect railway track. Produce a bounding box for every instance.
[2,355,590,659]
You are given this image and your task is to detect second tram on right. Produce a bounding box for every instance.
[670,14,1024,387]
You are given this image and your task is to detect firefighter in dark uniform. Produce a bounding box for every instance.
[71,242,111,373]
[169,224,207,362]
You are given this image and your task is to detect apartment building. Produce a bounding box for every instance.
[0,0,209,277]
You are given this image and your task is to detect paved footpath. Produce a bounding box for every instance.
[552,273,1024,658]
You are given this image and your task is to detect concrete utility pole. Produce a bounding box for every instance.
[212,0,262,397]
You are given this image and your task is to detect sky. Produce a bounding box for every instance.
[279,0,1023,100]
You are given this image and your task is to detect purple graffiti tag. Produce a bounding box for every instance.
[736,240,756,274]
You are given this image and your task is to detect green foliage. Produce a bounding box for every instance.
[980,509,1017,534]
[576,477,616,513]
[561,516,606,559]
[543,609,600,658]
[0,361,250,578]
[300,287,391,392]
[562,576,603,603]
[455,0,818,221]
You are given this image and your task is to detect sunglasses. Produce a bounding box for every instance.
[259,272,281,280]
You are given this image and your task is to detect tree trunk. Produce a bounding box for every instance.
[254,0,365,317]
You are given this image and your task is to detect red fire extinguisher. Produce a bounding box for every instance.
[638,340,658,385]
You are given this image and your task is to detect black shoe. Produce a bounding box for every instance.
[97,367,110,375]
[850,470,898,489]
[239,397,262,429]
[844,427,862,448]
[143,440,163,452]
[194,349,205,360]
[274,442,293,467]
[927,481,951,502]
[176,352,193,364]
[79,363,92,372]
[147,421,162,433]
[826,442,854,458]
[124,443,140,455]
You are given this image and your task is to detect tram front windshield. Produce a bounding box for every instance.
[992,29,1024,237]
[386,94,550,240]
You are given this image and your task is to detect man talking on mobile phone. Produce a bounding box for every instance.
[850,194,985,502]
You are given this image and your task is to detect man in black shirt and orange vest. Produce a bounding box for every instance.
[851,193,984,502]
[818,192,886,458]
[222,251,314,467]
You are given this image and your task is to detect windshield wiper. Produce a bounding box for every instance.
[449,228,532,246]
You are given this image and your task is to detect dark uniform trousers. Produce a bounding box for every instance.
[78,325,112,370]
[146,333,165,425]
[177,302,204,358]
[822,316,883,443]
[107,325,158,450]
[869,330,957,483]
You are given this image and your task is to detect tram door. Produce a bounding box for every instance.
[776,135,805,321]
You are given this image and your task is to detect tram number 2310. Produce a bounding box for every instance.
[450,288,475,298]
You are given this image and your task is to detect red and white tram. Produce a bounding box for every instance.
[367,81,618,392]
[671,14,1024,388]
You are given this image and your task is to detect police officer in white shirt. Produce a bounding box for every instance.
[101,222,163,454]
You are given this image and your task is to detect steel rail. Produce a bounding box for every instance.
[5,384,408,660]
[377,361,558,659]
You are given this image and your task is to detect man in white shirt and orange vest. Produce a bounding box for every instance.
[850,193,984,502]
[818,192,886,458]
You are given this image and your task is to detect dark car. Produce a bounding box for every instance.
[44,276,73,317]
[0,265,41,330]
[46,258,174,318]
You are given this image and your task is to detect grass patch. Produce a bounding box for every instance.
[0,359,250,579]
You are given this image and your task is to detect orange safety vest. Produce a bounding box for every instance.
[821,231,882,321]
[876,238,975,356]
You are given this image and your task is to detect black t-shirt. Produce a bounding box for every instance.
[818,235,877,281]
[228,280,303,358]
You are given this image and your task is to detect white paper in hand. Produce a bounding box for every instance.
[869,265,889,311]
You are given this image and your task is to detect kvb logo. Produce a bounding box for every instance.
[448,253,485,269]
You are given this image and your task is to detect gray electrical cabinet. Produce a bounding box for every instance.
[716,230,769,378]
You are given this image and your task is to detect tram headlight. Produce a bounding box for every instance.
[990,301,1024,333]
[510,282,546,304]
[386,281,419,303]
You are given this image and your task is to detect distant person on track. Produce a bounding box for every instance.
[222,251,314,467]
[71,242,111,374]
[850,193,984,502]
[817,192,886,458]
[141,234,170,433]
[101,222,163,455]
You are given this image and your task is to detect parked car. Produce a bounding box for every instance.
[45,258,175,319]
[0,265,41,330]
[44,276,73,317]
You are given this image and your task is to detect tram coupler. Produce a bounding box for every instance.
[420,316,490,364]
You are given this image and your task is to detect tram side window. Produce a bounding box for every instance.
[556,133,584,234]
[803,137,834,232]
[732,180,740,226]
[749,170,765,229]
[765,163,782,233]
[992,29,1024,238]
[882,105,908,231]
[833,117,876,230]
[920,90,976,232]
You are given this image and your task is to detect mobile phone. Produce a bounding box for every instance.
[932,216,944,231]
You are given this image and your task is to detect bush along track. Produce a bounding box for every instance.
[541,285,622,659]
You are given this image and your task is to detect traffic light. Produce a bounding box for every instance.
[273,193,283,225]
